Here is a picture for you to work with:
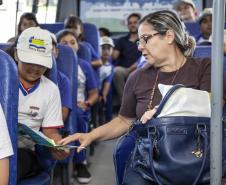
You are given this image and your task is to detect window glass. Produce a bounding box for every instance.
[80,0,202,32]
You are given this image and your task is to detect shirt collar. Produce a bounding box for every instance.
[19,79,41,96]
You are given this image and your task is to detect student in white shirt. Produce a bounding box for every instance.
[0,104,13,185]
[12,27,69,181]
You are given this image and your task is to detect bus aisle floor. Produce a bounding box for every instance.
[53,139,116,185]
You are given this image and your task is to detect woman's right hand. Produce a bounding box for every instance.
[140,108,157,124]
[58,133,94,153]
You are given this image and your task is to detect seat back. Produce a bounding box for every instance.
[0,50,19,185]
[45,57,58,85]
[39,23,64,34]
[56,44,77,164]
[113,132,137,185]
[0,43,10,51]
[185,22,201,39]
[78,42,92,62]
[83,23,100,58]
[193,46,212,58]
[56,44,78,135]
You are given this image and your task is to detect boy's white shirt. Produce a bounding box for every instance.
[99,62,113,89]
[0,104,13,159]
[157,84,211,118]
[18,76,63,148]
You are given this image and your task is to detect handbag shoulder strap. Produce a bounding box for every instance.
[153,84,185,118]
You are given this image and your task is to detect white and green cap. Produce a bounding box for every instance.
[17,27,53,69]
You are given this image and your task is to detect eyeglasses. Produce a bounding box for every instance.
[136,33,159,46]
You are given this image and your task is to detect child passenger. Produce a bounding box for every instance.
[56,29,98,184]
[14,27,69,181]
[196,8,212,45]
[0,104,13,185]
[99,36,114,104]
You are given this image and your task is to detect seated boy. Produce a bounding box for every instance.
[196,8,212,45]
[15,27,69,181]
[99,36,114,104]
[0,104,13,185]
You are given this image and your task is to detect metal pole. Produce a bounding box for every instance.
[210,0,225,184]
[15,0,19,36]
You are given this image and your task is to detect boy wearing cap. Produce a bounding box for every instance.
[99,36,114,104]
[15,27,69,181]
[173,0,197,22]
[197,8,212,45]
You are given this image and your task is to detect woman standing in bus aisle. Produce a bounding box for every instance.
[7,12,39,44]
[6,27,69,181]
[60,10,226,185]
[0,104,13,185]
[56,29,98,184]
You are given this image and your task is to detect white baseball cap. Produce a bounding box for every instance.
[173,0,196,10]
[17,27,53,69]
[198,8,212,24]
[100,36,114,47]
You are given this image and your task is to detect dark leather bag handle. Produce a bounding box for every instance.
[153,84,185,118]
[130,84,185,132]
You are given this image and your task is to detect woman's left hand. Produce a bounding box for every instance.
[140,108,157,124]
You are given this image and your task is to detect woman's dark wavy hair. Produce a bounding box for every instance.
[18,12,39,35]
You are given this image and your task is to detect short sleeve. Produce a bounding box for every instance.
[119,71,138,118]
[0,104,13,159]
[42,86,64,128]
[114,37,123,52]
[103,72,113,84]
[103,67,114,84]
[57,72,73,109]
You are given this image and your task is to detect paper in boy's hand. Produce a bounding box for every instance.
[18,123,84,150]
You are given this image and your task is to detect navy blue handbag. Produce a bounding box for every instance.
[128,84,211,185]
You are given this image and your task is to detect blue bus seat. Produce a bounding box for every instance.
[40,23,64,34]
[45,57,58,84]
[83,23,100,58]
[78,42,92,62]
[0,43,10,51]
[0,50,19,185]
[193,46,212,58]
[113,132,137,185]
[185,22,200,39]
[56,44,78,136]
[56,44,78,185]
[39,22,101,58]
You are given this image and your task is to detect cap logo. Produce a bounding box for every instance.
[29,36,46,52]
